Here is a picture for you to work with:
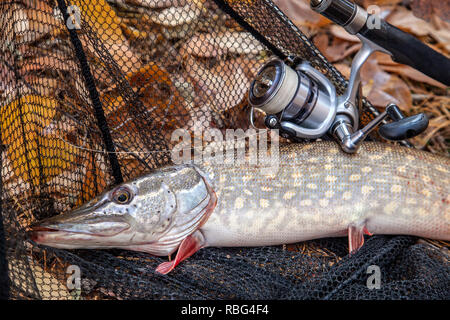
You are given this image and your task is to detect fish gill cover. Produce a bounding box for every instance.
[0,0,448,300]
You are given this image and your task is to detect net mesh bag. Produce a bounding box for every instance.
[0,0,448,300]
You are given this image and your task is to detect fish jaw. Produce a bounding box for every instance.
[30,228,126,250]
[29,213,133,249]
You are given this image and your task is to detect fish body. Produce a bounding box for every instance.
[31,142,450,273]
[200,142,450,247]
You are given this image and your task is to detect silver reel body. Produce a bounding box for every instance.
[249,59,341,140]
[248,37,428,153]
[250,59,341,140]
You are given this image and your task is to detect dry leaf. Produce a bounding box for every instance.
[24,0,64,42]
[126,0,188,8]
[1,95,78,188]
[373,52,448,88]
[232,56,265,81]
[386,7,432,36]
[314,33,361,62]
[182,31,265,58]
[99,62,190,153]
[214,31,265,55]
[72,0,124,43]
[414,115,450,148]
[0,50,16,99]
[73,0,142,73]
[147,3,202,27]
[381,65,447,89]
[410,0,450,23]
[312,33,329,54]
[358,0,402,7]
[185,56,249,113]
[19,51,77,74]
[361,58,412,110]
[329,25,360,42]
[386,8,450,51]
[126,63,190,129]
[0,3,34,47]
[274,0,330,29]
[126,62,172,88]
[75,152,108,207]
[181,33,226,58]
[334,63,351,79]
[219,92,253,129]
[21,76,60,98]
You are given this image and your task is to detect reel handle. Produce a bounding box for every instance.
[379,104,429,141]
[332,104,429,153]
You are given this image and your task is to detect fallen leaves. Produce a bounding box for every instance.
[127,0,188,8]
[184,56,249,113]
[380,63,447,90]
[72,0,124,43]
[125,63,190,130]
[75,151,108,207]
[182,31,265,57]
[410,96,450,152]
[273,0,329,31]
[72,0,143,73]
[385,6,450,53]
[0,95,78,188]
[360,57,412,110]
[147,3,203,27]
[313,32,361,63]
[410,0,450,23]
[0,2,62,46]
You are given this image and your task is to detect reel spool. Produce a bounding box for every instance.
[249,59,337,140]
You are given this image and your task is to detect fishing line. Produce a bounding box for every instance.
[55,130,271,156]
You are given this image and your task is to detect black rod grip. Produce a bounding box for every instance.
[311,0,356,27]
[359,19,450,86]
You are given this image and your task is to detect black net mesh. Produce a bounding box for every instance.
[0,0,448,300]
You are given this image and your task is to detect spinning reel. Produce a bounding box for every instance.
[248,0,435,154]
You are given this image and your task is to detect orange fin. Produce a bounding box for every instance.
[363,226,373,236]
[348,223,372,254]
[155,230,205,274]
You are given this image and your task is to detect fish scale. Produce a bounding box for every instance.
[31,141,450,274]
[199,141,449,247]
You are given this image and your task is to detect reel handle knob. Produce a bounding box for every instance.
[378,104,429,141]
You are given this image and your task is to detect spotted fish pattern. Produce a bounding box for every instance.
[199,141,450,247]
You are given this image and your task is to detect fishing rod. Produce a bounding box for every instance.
[248,0,450,154]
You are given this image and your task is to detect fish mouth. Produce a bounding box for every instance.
[29,206,132,248]
[29,226,58,242]
[29,221,131,249]
[31,226,58,233]
[29,226,71,246]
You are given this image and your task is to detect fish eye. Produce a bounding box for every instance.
[112,187,133,205]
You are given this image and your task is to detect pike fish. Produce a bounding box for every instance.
[30,142,450,274]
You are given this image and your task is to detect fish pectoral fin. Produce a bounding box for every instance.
[155,230,205,274]
[348,223,372,254]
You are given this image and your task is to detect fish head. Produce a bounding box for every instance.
[30,164,217,255]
